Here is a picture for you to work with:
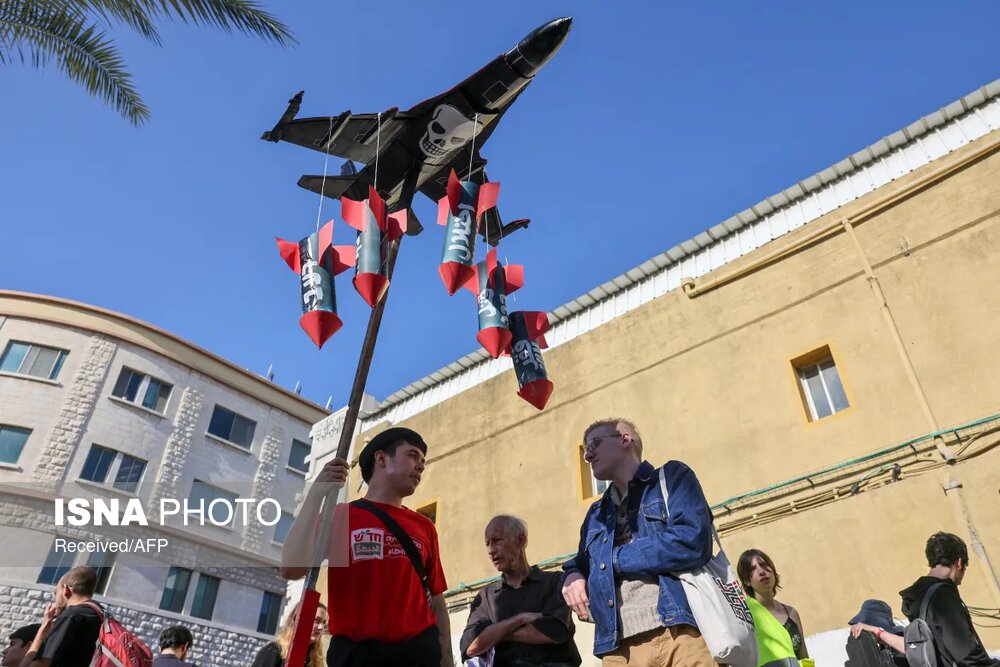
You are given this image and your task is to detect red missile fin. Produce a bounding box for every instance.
[354,272,389,308]
[439,262,476,296]
[276,237,300,273]
[504,264,525,295]
[436,196,451,227]
[340,196,366,232]
[461,265,481,295]
[330,245,356,275]
[368,186,386,231]
[518,378,554,410]
[522,311,551,339]
[477,327,512,359]
[317,221,334,258]
[387,209,407,239]
[299,310,343,348]
[446,169,463,216]
[476,181,500,220]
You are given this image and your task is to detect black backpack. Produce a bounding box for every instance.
[904,582,947,667]
[846,631,898,667]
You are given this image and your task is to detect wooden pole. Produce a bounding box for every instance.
[286,237,402,667]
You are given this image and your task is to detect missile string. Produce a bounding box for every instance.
[373,112,382,191]
[314,116,335,233]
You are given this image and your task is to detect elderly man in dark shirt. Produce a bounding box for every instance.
[460,515,581,667]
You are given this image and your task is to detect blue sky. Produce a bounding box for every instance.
[2,1,999,410]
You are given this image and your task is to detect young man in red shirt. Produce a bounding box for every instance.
[282,427,452,667]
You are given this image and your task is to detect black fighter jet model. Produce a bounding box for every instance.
[262,17,572,245]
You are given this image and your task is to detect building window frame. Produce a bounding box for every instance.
[791,345,851,422]
[272,511,294,545]
[0,341,68,381]
[577,443,609,500]
[258,591,284,635]
[206,405,257,450]
[287,438,311,474]
[188,480,239,528]
[110,367,173,414]
[189,573,220,620]
[36,539,116,593]
[159,566,193,613]
[79,444,148,494]
[0,424,31,465]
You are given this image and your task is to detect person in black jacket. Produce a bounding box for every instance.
[899,532,999,667]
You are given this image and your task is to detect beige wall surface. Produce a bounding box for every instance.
[350,134,1000,646]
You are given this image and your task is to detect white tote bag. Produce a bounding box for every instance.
[660,467,758,666]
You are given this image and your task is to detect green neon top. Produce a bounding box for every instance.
[747,596,797,667]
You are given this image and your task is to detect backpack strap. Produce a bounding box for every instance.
[658,464,722,553]
[353,499,432,606]
[919,581,947,620]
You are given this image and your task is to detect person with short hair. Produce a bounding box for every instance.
[251,602,327,667]
[561,418,716,667]
[737,549,809,667]
[2,625,39,667]
[899,532,999,667]
[281,427,451,667]
[21,566,102,667]
[153,625,195,666]
[460,515,581,666]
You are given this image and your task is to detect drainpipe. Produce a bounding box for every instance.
[943,478,1000,608]
[840,219,954,461]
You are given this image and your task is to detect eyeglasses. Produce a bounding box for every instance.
[584,433,622,454]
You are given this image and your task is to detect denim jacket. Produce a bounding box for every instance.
[562,460,713,656]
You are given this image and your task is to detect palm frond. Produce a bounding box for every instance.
[68,0,163,44]
[0,0,151,125]
[137,0,295,45]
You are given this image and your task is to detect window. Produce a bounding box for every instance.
[577,443,610,499]
[188,480,238,527]
[793,346,850,421]
[207,406,256,448]
[190,574,220,620]
[272,512,294,545]
[160,567,192,613]
[258,592,283,634]
[0,341,67,380]
[111,367,172,413]
[414,501,437,525]
[79,444,147,494]
[288,439,311,473]
[0,425,31,464]
[37,539,76,585]
[86,551,115,595]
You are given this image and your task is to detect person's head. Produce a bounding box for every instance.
[274,601,327,664]
[582,418,642,481]
[55,567,97,606]
[737,549,781,599]
[358,427,428,497]
[484,515,528,575]
[159,625,194,659]
[3,624,39,667]
[926,532,969,585]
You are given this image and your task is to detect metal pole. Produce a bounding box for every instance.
[287,237,402,667]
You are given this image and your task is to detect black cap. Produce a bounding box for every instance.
[9,624,40,644]
[848,599,906,635]
[358,427,427,483]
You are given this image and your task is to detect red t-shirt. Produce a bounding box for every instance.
[327,500,448,643]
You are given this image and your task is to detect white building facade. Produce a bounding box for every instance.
[0,291,328,666]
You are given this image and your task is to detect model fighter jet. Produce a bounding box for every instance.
[261,17,572,245]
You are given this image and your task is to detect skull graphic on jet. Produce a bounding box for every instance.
[420,105,482,159]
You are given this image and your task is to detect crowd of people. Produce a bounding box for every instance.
[6,419,998,667]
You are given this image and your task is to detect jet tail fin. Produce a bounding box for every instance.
[298,174,360,200]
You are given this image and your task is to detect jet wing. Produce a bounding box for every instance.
[419,163,529,246]
[267,107,414,163]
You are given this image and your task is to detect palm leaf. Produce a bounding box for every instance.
[127,0,294,45]
[0,0,150,125]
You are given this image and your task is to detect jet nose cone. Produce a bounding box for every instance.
[507,17,573,77]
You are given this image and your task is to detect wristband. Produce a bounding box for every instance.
[875,629,884,641]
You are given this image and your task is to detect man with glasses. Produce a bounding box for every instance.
[561,419,715,667]
[899,532,999,667]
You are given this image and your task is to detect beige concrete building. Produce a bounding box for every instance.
[0,292,328,666]
[310,79,1000,664]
